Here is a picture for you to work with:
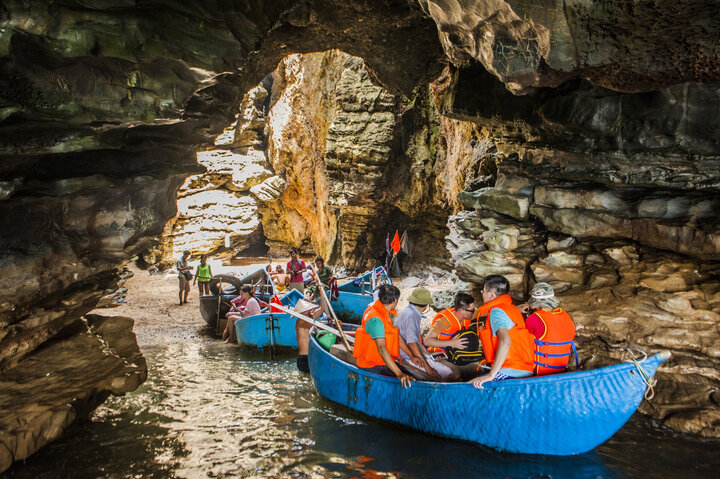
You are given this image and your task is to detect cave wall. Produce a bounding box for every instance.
[1,0,720,471]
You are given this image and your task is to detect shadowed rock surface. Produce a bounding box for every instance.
[1,0,720,471]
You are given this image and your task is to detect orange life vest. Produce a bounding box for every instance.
[532,308,576,376]
[352,300,400,369]
[427,308,471,352]
[477,295,535,373]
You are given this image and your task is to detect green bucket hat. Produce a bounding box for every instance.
[407,287,433,306]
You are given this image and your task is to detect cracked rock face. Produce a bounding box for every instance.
[419,0,720,93]
[1,0,720,470]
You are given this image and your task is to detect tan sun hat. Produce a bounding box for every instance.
[293,299,318,314]
[407,287,433,306]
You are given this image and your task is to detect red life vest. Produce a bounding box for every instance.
[532,308,576,376]
[427,308,470,353]
[352,300,400,369]
[269,294,282,313]
[477,295,535,373]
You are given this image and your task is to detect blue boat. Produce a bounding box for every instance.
[199,269,278,329]
[234,289,305,349]
[308,326,670,456]
[337,266,391,294]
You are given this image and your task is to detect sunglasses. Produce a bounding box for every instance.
[461,308,476,313]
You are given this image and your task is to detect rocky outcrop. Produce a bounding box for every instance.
[0,314,146,471]
[418,0,720,93]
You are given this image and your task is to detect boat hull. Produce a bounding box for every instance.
[337,266,390,294]
[234,289,304,348]
[308,332,668,456]
[199,295,235,328]
[329,291,373,324]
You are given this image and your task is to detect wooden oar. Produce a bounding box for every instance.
[267,302,354,343]
[310,265,353,351]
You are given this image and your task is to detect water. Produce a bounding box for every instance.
[5,328,720,479]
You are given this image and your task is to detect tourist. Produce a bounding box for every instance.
[193,254,213,296]
[305,256,333,301]
[293,298,323,373]
[271,265,290,291]
[523,282,576,375]
[423,292,475,353]
[286,249,306,293]
[472,275,535,389]
[352,284,414,388]
[177,249,192,305]
[222,285,261,343]
[395,287,459,381]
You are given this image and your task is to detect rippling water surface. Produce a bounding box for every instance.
[6,328,720,478]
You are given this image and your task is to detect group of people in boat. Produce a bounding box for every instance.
[350,274,576,387]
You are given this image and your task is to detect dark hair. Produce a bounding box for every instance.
[484,275,510,296]
[315,256,324,264]
[453,292,475,310]
[200,254,207,260]
[275,265,283,271]
[241,285,254,296]
[377,284,400,305]
[289,249,297,255]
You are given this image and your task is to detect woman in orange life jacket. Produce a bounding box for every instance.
[520,282,577,376]
[352,284,415,388]
[472,275,535,389]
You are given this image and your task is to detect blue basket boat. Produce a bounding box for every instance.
[234,289,305,349]
[308,326,670,456]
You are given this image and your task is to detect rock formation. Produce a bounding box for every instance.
[1,0,719,470]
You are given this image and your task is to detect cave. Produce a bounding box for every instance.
[1,0,719,473]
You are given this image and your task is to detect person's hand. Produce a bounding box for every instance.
[471,374,493,389]
[448,336,469,349]
[518,302,529,314]
[418,357,442,381]
[397,372,414,389]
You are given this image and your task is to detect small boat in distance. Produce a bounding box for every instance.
[199,269,277,330]
[331,266,391,323]
[308,325,670,456]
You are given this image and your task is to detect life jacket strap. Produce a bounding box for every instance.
[534,339,574,347]
[535,351,571,358]
[534,361,567,369]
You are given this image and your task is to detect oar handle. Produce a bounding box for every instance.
[269,302,354,343]
[311,265,353,351]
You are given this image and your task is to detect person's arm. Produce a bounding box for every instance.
[374,337,414,388]
[407,341,441,380]
[472,327,511,389]
[423,317,468,349]
[208,266,213,279]
[193,266,197,285]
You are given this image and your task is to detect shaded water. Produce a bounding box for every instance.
[5,332,720,479]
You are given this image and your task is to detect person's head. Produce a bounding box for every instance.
[265,265,272,272]
[293,299,317,317]
[240,285,254,298]
[482,275,510,303]
[315,256,324,268]
[183,249,190,258]
[275,265,283,273]
[528,282,560,311]
[289,249,298,259]
[377,284,401,309]
[453,292,476,320]
[200,254,207,264]
[407,287,433,313]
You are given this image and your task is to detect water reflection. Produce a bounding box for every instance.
[5,335,720,478]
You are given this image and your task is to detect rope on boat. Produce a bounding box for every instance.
[623,348,657,401]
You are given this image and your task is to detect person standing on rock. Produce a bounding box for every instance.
[193,254,213,296]
[177,250,192,305]
[286,249,306,293]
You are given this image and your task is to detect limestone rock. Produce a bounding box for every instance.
[0,314,147,472]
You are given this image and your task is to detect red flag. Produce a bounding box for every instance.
[390,230,401,255]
